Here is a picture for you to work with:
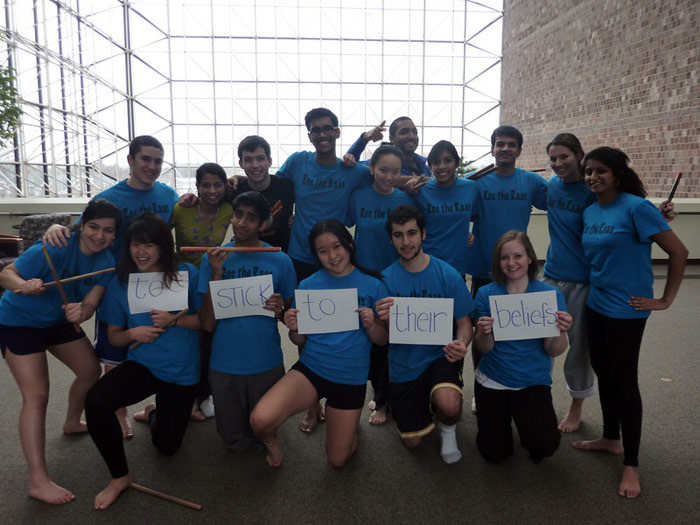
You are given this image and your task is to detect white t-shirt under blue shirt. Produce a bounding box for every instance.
[275,151,372,264]
[382,256,474,383]
[582,192,670,319]
[197,242,296,375]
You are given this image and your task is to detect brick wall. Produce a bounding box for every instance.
[500,0,698,198]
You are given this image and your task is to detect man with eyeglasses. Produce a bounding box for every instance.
[276,107,372,283]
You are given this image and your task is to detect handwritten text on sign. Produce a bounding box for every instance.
[295,288,358,335]
[209,274,274,320]
[128,272,188,314]
[489,290,560,341]
[389,297,453,345]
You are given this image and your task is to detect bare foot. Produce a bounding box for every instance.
[190,408,206,422]
[263,439,284,467]
[133,403,156,423]
[28,480,75,505]
[299,403,320,434]
[367,399,376,411]
[318,401,326,423]
[94,474,132,510]
[558,398,583,432]
[619,466,641,499]
[369,404,387,425]
[63,420,88,434]
[572,437,622,455]
[116,407,133,439]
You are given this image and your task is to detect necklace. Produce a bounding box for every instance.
[198,202,221,231]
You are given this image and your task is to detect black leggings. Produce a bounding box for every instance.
[474,381,560,464]
[369,343,389,408]
[587,307,647,467]
[85,360,197,479]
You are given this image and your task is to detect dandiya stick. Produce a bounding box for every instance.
[465,163,495,180]
[42,246,81,333]
[129,483,202,511]
[467,165,497,181]
[530,168,546,173]
[129,309,188,350]
[181,246,281,253]
[14,267,116,293]
[667,172,682,201]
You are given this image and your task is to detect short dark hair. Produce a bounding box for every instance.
[427,140,460,167]
[195,162,227,186]
[583,147,647,198]
[388,117,414,139]
[490,125,523,148]
[238,135,271,160]
[304,108,339,131]
[76,198,122,233]
[129,135,164,158]
[119,213,180,287]
[385,205,426,237]
[370,144,404,166]
[232,191,271,224]
[490,230,539,285]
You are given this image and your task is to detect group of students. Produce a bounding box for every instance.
[0,108,688,510]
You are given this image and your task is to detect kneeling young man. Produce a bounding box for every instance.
[199,192,296,452]
[375,206,474,463]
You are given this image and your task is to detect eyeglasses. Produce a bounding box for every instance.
[308,125,337,136]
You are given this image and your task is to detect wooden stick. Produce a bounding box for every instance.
[129,483,202,511]
[14,267,116,294]
[667,172,682,201]
[181,246,281,253]
[129,309,188,350]
[42,246,81,333]
[467,165,497,181]
[530,168,546,173]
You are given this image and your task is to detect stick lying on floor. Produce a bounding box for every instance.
[129,482,202,511]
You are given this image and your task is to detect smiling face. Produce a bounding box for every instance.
[430,151,458,186]
[130,240,162,273]
[314,232,353,277]
[127,146,164,190]
[231,204,263,245]
[371,153,402,194]
[239,146,272,185]
[390,119,419,156]
[491,135,521,169]
[197,172,226,206]
[584,158,619,202]
[308,116,340,156]
[548,144,583,183]
[498,239,531,284]
[390,219,425,262]
[79,217,117,256]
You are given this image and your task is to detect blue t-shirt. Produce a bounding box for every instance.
[93,180,179,261]
[382,256,474,383]
[0,233,114,328]
[296,267,389,385]
[275,151,372,264]
[346,133,432,178]
[413,177,478,275]
[346,186,414,272]
[475,280,567,388]
[198,242,296,375]
[582,193,670,319]
[101,263,202,385]
[466,168,548,280]
[543,176,597,283]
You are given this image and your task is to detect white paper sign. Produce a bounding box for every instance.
[389,297,454,345]
[209,274,275,320]
[489,290,560,341]
[128,271,189,314]
[295,288,358,335]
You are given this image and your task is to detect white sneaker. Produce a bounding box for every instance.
[199,397,215,418]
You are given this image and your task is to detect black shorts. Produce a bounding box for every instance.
[0,322,85,357]
[389,357,463,439]
[291,361,367,410]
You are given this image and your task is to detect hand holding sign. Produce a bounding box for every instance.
[444,340,468,362]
